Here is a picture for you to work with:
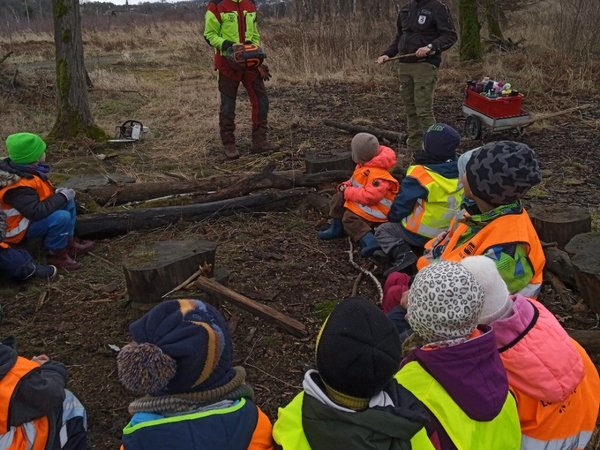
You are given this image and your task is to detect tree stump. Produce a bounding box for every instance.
[564,233,600,314]
[529,205,591,249]
[305,151,354,174]
[123,240,217,313]
[544,246,576,287]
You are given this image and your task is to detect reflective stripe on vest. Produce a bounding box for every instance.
[417,209,545,288]
[272,391,434,450]
[521,429,592,450]
[402,165,463,238]
[0,243,8,249]
[395,361,521,450]
[344,166,399,223]
[123,398,248,435]
[0,357,49,449]
[0,177,54,244]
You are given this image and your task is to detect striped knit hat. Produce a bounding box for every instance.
[117,299,235,395]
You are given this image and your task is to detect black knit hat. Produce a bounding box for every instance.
[316,297,401,404]
[465,141,541,206]
[423,123,460,160]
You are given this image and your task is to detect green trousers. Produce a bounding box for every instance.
[398,62,438,151]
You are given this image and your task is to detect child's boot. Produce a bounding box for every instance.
[317,219,343,240]
[383,244,418,277]
[359,232,380,257]
[47,248,82,271]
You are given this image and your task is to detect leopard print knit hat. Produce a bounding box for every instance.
[407,262,485,345]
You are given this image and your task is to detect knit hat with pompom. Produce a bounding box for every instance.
[117,299,235,396]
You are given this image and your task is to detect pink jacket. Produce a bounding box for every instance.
[492,295,584,403]
[342,145,397,206]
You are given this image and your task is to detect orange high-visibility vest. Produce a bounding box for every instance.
[344,167,399,223]
[0,357,49,450]
[512,341,600,450]
[0,176,54,244]
[418,209,545,288]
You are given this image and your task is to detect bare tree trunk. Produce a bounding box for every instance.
[49,0,107,141]
[459,0,482,61]
[484,0,504,40]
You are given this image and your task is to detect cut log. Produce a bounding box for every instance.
[193,276,308,337]
[76,189,307,238]
[305,151,354,174]
[86,169,351,206]
[123,240,217,312]
[563,233,600,314]
[543,246,576,287]
[529,205,591,249]
[323,120,404,143]
[567,329,600,355]
[564,232,600,257]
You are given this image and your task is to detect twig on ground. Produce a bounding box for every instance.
[346,237,383,304]
[351,272,364,296]
[88,251,120,271]
[161,263,210,299]
[0,51,14,64]
[245,362,302,390]
[36,290,49,312]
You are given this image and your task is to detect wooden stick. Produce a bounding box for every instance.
[192,276,308,337]
[161,266,205,299]
[346,238,383,304]
[0,51,14,64]
[384,52,417,62]
[523,104,594,126]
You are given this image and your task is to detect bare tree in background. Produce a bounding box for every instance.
[49,0,106,140]
[459,0,482,61]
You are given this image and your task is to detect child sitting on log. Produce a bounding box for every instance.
[117,299,274,450]
[0,133,94,271]
[374,123,463,276]
[418,141,545,297]
[317,133,399,257]
[0,336,89,449]
[273,296,429,449]
[461,256,600,450]
[0,210,57,281]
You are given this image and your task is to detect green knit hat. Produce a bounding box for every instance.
[6,133,47,164]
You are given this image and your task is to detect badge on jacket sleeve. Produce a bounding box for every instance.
[418,14,427,24]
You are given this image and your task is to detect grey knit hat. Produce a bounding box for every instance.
[465,141,541,206]
[351,133,380,164]
[407,262,484,345]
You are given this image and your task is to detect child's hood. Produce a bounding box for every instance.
[0,344,18,378]
[360,145,397,171]
[413,326,510,421]
[493,296,584,403]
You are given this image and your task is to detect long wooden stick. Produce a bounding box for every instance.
[384,52,417,62]
[193,276,308,337]
[524,104,593,126]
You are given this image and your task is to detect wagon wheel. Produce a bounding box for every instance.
[464,115,482,140]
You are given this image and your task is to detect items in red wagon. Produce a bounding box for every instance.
[467,78,519,98]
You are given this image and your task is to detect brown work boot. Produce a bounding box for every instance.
[224,143,240,159]
[251,122,279,154]
[47,249,82,271]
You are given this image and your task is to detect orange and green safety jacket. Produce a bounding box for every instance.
[0,177,54,244]
[0,357,49,449]
[204,0,261,74]
[401,164,463,239]
[418,202,545,296]
[344,167,400,223]
[395,361,521,450]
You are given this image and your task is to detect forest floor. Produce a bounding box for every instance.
[0,17,599,449]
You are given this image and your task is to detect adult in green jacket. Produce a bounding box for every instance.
[204,0,278,159]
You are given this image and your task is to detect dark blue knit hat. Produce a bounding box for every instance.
[423,123,460,160]
[117,299,235,395]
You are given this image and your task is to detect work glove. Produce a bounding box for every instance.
[221,40,234,53]
[56,187,76,202]
[257,63,271,81]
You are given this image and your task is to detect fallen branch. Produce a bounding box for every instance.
[76,188,307,238]
[346,237,383,304]
[525,104,594,126]
[324,120,404,144]
[0,51,14,65]
[192,275,308,337]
